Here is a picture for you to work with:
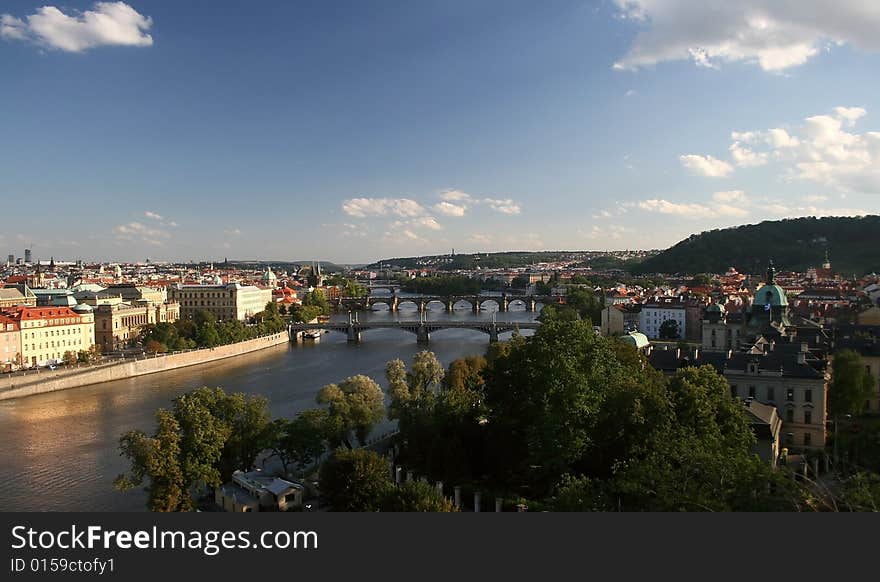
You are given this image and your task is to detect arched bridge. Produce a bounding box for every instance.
[289,319,541,344]
[335,294,562,313]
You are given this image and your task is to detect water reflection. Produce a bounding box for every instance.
[0,307,538,511]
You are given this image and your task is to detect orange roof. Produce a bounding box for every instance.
[0,313,20,330]
[0,306,83,321]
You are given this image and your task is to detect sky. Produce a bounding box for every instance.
[1,0,879,264]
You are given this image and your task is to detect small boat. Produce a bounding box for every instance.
[303,330,323,340]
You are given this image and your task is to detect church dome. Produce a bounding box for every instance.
[753,283,788,307]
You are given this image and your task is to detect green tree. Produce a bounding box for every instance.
[658,319,680,340]
[115,409,187,512]
[830,349,875,418]
[316,375,386,448]
[380,481,458,512]
[115,387,273,511]
[319,448,392,511]
[269,409,329,477]
[482,318,614,493]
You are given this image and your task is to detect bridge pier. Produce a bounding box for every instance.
[419,300,427,313]
[446,297,454,313]
[500,293,509,312]
[390,297,398,313]
[472,299,481,314]
[529,298,537,312]
[347,325,361,343]
[417,325,430,344]
[489,326,499,343]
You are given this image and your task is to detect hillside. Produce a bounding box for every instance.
[630,216,880,276]
[367,251,650,271]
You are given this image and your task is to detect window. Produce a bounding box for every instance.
[804,389,812,403]
[786,388,794,402]
[748,386,756,399]
[786,409,794,423]
[804,432,812,446]
[730,385,738,398]
[804,411,812,425]
[767,387,775,401]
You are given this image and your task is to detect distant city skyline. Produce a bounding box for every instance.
[2,1,880,262]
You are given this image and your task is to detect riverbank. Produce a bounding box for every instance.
[0,331,290,401]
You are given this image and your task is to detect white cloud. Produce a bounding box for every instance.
[342,197,425,218]
[634,198,749,219]
[712,190,750,204]
[438,189,473,203]
[613,0,880,72]
[224,228,242,236]
[835,106,866,127]
[802,194,829,203]
[679,154,734,177]
[1,2,153,52]
[483,198,522,215]
[433,201,466,217]
[729,142,768,167]
[408,217,443,231]
[731,106,880,193]
[113,220,170,246]
[144,211,163,221]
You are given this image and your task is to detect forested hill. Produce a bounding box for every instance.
[630,216,880,276]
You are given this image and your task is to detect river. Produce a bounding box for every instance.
[0,300,538,511]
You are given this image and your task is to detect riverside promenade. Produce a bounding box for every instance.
[0,331,289,401]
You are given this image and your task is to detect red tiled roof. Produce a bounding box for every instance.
[0,306,82,321]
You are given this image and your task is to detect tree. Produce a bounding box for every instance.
[319,448,392,511]
[316,375,385,448]
[269,409,329,477]
[115,387,273,511]
[658,319,680,340]
[482,318,619,493]
[380,481,457,512]
[444,355,487,393]
[830,349,875,418]
[115,409,187,512]
[62,350,77,366]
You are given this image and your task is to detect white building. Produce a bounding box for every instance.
[639,297,686,340]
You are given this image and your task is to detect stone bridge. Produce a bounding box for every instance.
[335,293,561,313]
[289,319,541,344]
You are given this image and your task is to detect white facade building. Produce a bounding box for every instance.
[639,297,686,339]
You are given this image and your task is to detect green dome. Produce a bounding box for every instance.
[753,283,788,307]
[620,331,650,349]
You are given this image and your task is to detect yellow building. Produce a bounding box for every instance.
[1,305,95,368]
[168,283,272,321]
[93,300,180,351]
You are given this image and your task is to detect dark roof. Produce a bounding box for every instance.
[647,347,825,379]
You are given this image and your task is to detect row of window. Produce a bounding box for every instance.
[23,328,84,339]
[27,339,85,351]
[731,384,814,404]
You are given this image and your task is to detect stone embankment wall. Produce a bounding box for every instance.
[0,332,289,401]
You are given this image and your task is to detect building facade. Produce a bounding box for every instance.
[639,297,686,339]
[0,306,95,368]
[168,283,272,321]
[93,300,181,352]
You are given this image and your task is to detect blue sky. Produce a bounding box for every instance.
[1,0,879,263]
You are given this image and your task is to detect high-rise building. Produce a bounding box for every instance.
[24,249,32,264]
[6,254,14,265]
